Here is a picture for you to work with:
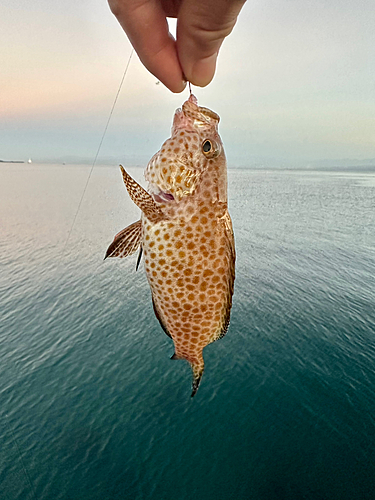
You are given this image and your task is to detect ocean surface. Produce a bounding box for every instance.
[1,163,375,500]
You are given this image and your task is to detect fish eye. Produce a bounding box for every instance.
[202,140,212,153]
[202,139,220,158]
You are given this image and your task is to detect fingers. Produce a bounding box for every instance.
[108,0,186,93]
[108,0,246,91]
[177,0,246,87]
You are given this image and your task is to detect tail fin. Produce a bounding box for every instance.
[170,350,204,397]
[190,359,204,398]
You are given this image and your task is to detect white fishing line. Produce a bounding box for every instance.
[4,51,134,499]
[60,48,134,258]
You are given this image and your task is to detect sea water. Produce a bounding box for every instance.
[1,163,375,500]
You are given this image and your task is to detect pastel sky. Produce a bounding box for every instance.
[1,0,375,166]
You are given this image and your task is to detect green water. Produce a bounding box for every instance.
[1,164,375,499]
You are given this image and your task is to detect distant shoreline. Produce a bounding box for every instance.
[0,160,25,163]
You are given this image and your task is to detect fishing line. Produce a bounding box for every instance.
[60,48,134,260]
[3,50,135,500]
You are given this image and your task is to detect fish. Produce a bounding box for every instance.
[105,94,235,397]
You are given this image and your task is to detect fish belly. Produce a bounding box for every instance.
[142,208,234,362]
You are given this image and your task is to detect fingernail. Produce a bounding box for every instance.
[180,79,187,92]
[169,78,187,94]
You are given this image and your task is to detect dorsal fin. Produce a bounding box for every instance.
[212,212,236,343]
[120,165,166,223]
[104,219,142,259]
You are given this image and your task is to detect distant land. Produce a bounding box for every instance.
[25,155,375,172]
[4,154,374,171]
[0,159,25,163]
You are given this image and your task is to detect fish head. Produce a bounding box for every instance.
[145,94,226,204]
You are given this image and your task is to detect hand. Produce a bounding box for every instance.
[108,0,246,93]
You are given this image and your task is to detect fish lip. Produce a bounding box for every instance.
[172,97,220,134]
[182,94,220,123]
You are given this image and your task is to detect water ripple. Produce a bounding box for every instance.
[1,166,375,499]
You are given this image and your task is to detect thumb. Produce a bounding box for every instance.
[177,0,246,87]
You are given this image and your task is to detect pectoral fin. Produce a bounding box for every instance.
[120,165,166,223]
[105,219,142,259]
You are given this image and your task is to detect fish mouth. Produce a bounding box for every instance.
[172,94,220,133]
[152,190,175,203]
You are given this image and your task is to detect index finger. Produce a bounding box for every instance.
[108,0,186,92]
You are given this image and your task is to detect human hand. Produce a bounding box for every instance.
[108,0,246,93]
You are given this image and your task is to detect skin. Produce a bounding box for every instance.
[107,0,247,92]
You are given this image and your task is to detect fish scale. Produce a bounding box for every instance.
[105,94,235,396]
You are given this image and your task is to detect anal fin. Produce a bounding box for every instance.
[152,296,172,339]
[136,246,143,271]
[105,219,142,259]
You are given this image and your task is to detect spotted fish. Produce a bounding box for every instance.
[105,94,235,396]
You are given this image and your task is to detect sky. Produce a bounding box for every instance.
[1,0,375,166]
